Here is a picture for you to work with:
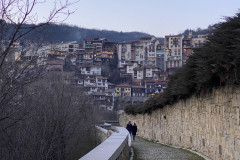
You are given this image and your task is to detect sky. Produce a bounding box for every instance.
[36,0,240,37]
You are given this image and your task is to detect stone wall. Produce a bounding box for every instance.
[119,86,240,160]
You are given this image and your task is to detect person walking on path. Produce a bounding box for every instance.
[132,123,137,141]
[126,121,133,135]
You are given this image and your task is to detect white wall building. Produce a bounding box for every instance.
[96,76,108,89]
[145,67,153,78]
[192,35,207,48]
[52,41,79,53]
[165,35,184,69]
[117,43,131,68]
[80,65,101,75]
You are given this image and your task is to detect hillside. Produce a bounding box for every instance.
[21,23,150,43]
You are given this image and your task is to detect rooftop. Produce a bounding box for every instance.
[133,66,144,71]
[116,83,131,88]
[132,85,145,89]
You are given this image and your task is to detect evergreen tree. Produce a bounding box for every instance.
[125,12,240,115]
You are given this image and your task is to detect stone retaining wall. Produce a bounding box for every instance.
[120,86,240,160]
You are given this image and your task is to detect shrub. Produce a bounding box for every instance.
[125,12,240,115]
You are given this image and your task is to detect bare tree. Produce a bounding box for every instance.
[0,0,78,132]
[0,1,101,159]
[1,72,98,159]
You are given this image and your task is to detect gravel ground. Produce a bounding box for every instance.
[132,136,204,160]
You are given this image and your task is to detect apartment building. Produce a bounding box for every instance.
[165,35,184,75]
[115,83,131,97]
[117,42,132,68]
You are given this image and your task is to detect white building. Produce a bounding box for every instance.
[165,35,184,72]
[117,42,131,68]
[145,66,153,78]
[96,76,108,89]
[192,35,207,48]
[133,67,144,80]
[126,62,139,77]
[79,65,101,75]
[52,41,79,53]
[135,42,145,65]
[84,77,96,86]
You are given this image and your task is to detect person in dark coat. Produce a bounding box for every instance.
[126,121,133,135]
[132,123,137,141]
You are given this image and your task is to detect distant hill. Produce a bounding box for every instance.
[182,24,219,38]
[21,23,151,43]
[4,21,217,44]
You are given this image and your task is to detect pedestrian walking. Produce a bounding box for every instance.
[132,123,137,141]
[126,121,133,135]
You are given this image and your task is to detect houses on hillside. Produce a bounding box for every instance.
[6,32,206,111]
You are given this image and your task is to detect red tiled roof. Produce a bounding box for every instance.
[132,85,145,89]
[144,79,156,83]
[116,83,131,88]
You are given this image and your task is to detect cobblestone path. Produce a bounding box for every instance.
[132,137,204,160]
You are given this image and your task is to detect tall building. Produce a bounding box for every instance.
[117,42,131,68]
[165,35,184,75]
[156,43,165,71]
[117,36,160,68]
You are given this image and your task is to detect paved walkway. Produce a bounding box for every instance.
[132,137,204,160]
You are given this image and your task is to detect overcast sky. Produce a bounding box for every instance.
[37,0,240,37]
